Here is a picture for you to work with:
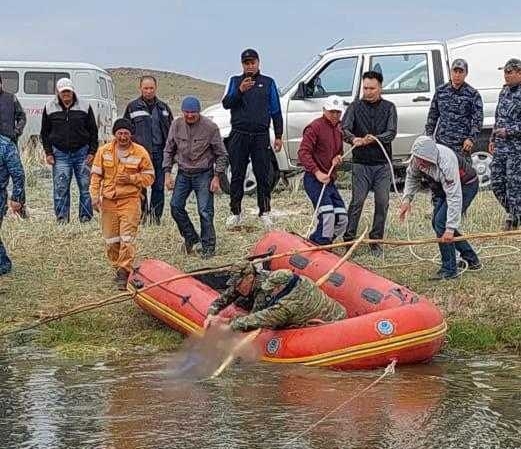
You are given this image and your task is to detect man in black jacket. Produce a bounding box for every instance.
[124,76,173,225]
[222,49,283,229]
[342,71,397,257]
[0,74,26,144]
[41,78,98,223]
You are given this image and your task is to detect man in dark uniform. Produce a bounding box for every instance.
[124,76,173,225]
[425,58,483,157]
[222,49,283,229]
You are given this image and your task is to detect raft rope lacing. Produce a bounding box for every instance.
[280,359,397,447]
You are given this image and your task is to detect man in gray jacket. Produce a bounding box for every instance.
[399,136,481,280]
[163,96,228,259]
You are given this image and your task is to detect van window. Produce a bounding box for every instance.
[24,72,70,95]
[0,71,19,93]
[106,79,114,101]
[75,72,94,96]
[305,57,358,98]
[370,54,430,94]
[99,78,108,99]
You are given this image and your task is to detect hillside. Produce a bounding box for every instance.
[106,67,224,115]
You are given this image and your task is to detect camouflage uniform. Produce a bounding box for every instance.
[0,135,25,274]
[490,83,521,219]
[425,82,483,154]
[207,264,270,316]
[230,269,347,332]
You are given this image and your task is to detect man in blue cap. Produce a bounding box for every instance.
[222,48,283,229]
[163,96,228,259]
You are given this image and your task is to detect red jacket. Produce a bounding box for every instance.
[298,116,343,178]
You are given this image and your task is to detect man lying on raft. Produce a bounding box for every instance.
[205,268,346,332]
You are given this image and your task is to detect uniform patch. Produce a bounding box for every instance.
[376,319,395,336]
[266,337,282,355]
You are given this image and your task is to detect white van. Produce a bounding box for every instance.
[204,32,521,192]
[0,61,117,148]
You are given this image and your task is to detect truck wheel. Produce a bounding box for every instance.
[219,153,280,196]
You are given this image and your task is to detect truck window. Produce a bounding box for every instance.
[75,72,94,96]
[0,71,19,93]
[99,78,108,99]
[24,72,70,95]
[305,57,357,98]
[370,54,430,94]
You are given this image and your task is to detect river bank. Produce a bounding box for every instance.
[1,168,520,359]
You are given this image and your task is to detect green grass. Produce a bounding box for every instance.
[1,156,521,358]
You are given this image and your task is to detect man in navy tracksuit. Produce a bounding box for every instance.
[124,76,173,225]
[222,49,283,228]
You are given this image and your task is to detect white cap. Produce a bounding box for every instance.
[323,95,344,112]
[56,77,75,93]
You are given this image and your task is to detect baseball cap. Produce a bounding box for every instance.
[500,58,521,71]
[241,48,259,62]
[323,95,344,112]
[181,96,201,112]
[451,59,468,72]
[56,77,75,93]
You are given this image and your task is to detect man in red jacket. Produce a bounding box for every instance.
[298,96,346,245]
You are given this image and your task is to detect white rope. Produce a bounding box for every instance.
[280,359,397,447]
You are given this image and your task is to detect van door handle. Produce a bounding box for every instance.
[343,100,350,106]
[412,96,431,102]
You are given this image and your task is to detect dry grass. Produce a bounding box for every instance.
[1,158,521,358]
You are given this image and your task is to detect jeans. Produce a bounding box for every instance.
[432,180,480,275]
[170,169,216,252]
[141,146,165,224]
[52,145,92,221]
[345,163,391,240]
[0,219,12,275]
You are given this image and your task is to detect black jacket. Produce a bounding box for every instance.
[40,95,98,155]
[342,98,397,165]
[0,90,26,142]
[124,97,173,152]
[222,72,283,138]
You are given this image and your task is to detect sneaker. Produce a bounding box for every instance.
[503,218,514,231]
[79,216,91,223]
[369,243,383,258]
[260,213,274,229]
[183,241,201,255]
[429,269,459,281]
[115,268,129,291]
[56,217,68,225]
[457,260,483,271]
[226,214,243,228]
[200,249,216,260]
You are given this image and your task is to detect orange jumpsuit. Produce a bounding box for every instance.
[90,141,154,273]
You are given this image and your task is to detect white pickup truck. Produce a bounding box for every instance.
[204,32,521,192]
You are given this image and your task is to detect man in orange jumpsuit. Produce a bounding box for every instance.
[90,118,155,289]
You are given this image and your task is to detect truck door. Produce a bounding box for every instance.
[285,55,362,162]
[362,45,445,164]
[97,76,111,141]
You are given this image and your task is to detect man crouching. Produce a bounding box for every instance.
[212,269,346,332]
[90,119,155,289]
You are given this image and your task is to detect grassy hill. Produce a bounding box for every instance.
[106,67,224,115]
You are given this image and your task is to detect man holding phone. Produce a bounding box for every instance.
[222,48,283,229]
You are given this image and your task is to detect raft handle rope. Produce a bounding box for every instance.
[280,359,397,447]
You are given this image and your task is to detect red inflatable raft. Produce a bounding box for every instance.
[129,231,446,370]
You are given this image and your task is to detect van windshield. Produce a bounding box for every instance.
[280,55,322,96]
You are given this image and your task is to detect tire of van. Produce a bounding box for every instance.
[219,151,280,196]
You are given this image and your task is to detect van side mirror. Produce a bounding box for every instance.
[293,81,307,100]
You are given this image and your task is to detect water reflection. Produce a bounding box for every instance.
[1,346,520,449]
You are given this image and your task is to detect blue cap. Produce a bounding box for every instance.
[181,96,201,112]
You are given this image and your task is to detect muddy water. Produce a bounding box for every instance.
[1,346,520,449]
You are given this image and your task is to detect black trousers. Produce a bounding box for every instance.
[344,163,391,241]
[228,130,272,216]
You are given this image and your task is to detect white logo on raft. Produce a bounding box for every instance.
[376,319,395,336]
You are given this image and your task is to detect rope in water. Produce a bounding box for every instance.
[280,359,397,447]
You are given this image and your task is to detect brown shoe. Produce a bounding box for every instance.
[115,268,129,291]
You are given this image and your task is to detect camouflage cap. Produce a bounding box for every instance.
[226,263,257,286]
[501,58,521,71]
[261,269,294,291]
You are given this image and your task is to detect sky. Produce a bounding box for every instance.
[2,0,519,87]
